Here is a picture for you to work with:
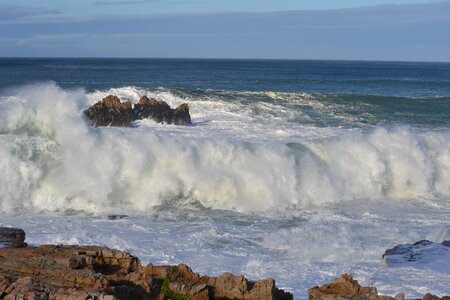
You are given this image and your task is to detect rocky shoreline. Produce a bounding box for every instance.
[0,227,291,300]
[1,227,448,300]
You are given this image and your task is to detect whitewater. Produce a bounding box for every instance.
[1,59,450,299]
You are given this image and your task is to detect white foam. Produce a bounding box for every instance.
[0,83,450,214]
[2,83,450,299]
[2,199,449,299]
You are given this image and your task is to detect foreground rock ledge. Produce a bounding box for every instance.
[83,95,192,127]
[0,244,292,300]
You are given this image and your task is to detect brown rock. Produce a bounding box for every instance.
[423,294,450,300]
[0,245,143,299]
[120,101,132,110]
[138,96,159,108]
[212,272,248,299]
[247,279,279,300]
[0,227,291,300]
[84,94,192,127]
[308,274,411,300]
[168,282,210,300]
[135,99,173,123]
[102,95,121,110]
[173,103,192,125]
[149,98,159,107]
[0,243,291,300]
[205,272,292,300]
[83,95,137,127]
[139,96,151,106]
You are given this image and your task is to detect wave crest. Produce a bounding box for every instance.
[0,83,449,214]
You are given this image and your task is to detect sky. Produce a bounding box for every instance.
[0,0,449,61]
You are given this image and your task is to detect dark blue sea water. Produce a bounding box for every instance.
[1,58,450,96]
[1,58,449,129]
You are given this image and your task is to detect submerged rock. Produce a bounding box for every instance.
[0,227,27,248]
[83,94,192,127]
[107,214,129,220]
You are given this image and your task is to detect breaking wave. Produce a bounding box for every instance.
[0,83,449,214]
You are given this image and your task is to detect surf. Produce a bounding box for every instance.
[0,83,449,214]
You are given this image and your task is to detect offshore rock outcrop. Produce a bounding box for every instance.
[0,227,292,300]
[83,95,192,127]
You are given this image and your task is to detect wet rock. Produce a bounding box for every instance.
[382,240,450,265]
[134,96,158,119]
[120,101,132,110]
[107,214,129,220]
[84,94,192,127]
[0,227,27,248]
[173,103,192,125]
[103,95,121,109]
[308,274,404,300]
[133,95,192,125]
[83,95,136,127]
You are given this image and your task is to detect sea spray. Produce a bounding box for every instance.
[1,83,449,214]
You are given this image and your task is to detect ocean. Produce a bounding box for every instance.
[0,58,449,298]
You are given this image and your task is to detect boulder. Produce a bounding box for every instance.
[102,95,121,110]
[0,227,27,248]
[84,95,192,127]
[173,103,192,125]
[308,274,404,300]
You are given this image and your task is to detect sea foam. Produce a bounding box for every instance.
[0,83,449,214]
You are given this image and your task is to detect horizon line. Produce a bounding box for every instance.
[1,56,450,64]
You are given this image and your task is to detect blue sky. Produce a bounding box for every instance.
[0,0,449,61]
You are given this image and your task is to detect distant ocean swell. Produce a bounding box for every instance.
[0,83,449,214]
